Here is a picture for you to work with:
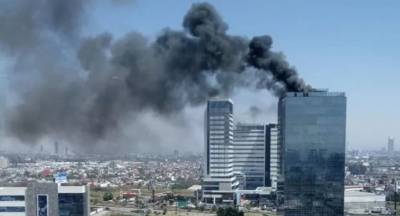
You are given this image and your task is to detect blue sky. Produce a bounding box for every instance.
[1,0,399,151]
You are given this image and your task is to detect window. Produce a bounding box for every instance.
[0,207,25,212]
[0,195,25,201]
[59,193,84,216]
[37,194,48,216]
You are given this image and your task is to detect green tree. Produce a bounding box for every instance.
[217,207,244,216]
[348,163,367,175]
[103,191,114,201]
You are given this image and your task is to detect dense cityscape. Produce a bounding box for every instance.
[0,143,399,215]
[0,1,398,216]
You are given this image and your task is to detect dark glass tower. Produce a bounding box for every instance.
[279,91,346,216]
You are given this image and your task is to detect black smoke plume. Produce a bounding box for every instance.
[0,2,310,148]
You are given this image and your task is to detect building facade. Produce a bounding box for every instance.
[203,99,238,204]
[279,91,346,216]
[0,187,26,216]
[233,124,268,190]
[0,183,89,216]
[58,186,90,216]
[388,137,395,152]
[266,124,280,190]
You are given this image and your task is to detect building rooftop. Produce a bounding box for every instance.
[208,98,233,103]
[285,90,345,98]
[345,191,385,203]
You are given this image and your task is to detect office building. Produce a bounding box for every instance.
[233,124,268,190]
[0,182,89,216]
[0,187,26,216]
[202,99,238,204]
[266,124,280,190]
[388,137,395,152]
[279,90,346,216]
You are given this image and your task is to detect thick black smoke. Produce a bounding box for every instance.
[1,2,310,147]
[247,36,310,94]
[0,0,86,52]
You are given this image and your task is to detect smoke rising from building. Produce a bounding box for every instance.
[0,2,310,149]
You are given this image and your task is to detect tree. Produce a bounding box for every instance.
[348,163,367,175]
[103,191,114,201]
[217,207,244,216]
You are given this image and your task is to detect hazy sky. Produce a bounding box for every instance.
[0,0,399,152]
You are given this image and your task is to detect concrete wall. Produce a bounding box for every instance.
[25,183,59,216]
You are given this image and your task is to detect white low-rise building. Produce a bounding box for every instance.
[344,191,387,215]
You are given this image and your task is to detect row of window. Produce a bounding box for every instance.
[233,148,265,151]
[0,195,25,201]
[59,193,84,215]
[0,207,25,212]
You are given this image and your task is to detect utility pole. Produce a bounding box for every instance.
[395,180,398,215]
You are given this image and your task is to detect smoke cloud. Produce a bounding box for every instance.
[0,2,310,150]
[0,0,86,52]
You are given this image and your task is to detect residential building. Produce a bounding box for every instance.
[279,90,346,216]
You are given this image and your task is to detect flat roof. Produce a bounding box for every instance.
[208,98,233,103]
[285,91,345,97]
[345,191,385,203]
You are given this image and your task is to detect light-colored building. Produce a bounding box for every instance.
[202,99,283,204]
[203,99,238,204]
[0,156,9,169]
[267,124,280,190]
[233,124,267,190]
[344,191,387,215]
[0,182,89,216]
[0,187,26,216]
[388,137,395,152]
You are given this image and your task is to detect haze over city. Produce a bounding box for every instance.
[1,1,400,216]
[0,0,399,154]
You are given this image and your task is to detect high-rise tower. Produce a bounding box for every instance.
[202,99,238,204]
[279,90,346,216]
[388,137,395,152]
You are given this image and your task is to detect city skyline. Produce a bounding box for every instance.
[0,1,398,215]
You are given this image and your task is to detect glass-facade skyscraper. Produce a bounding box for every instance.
[233,124,268,190]
[279,91,346,216]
